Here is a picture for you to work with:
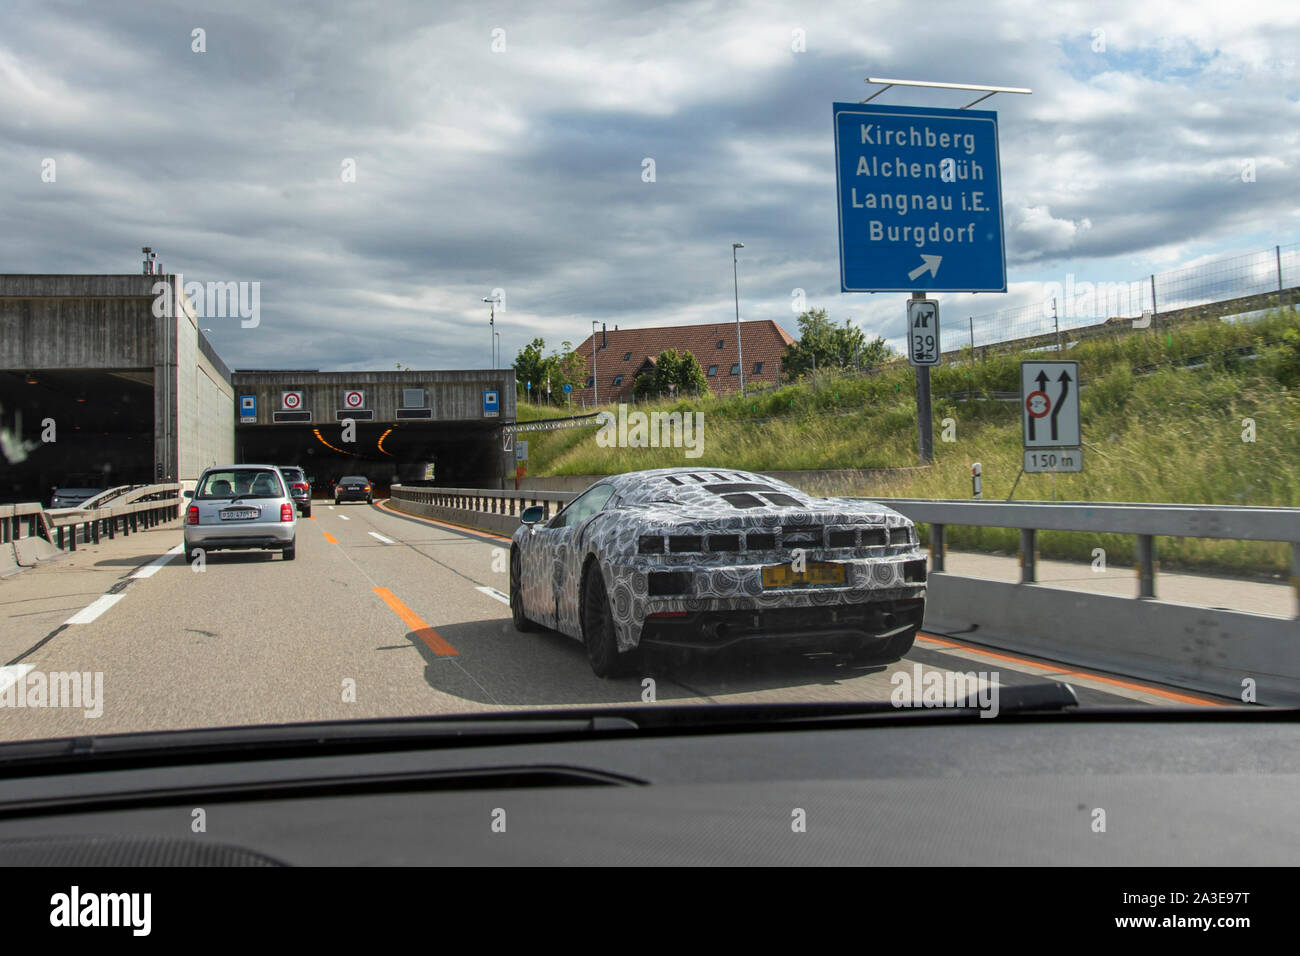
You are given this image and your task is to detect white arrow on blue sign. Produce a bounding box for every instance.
[834,102,1006,293]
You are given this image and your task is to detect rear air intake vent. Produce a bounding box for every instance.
[747,532,776,550]
[638,535,664,554]
[665,476,683,485]
[828,530,856,548]
[668,535,703,552]
[649,571,691,595]
[722,493,764,509]
[761,493,800,507]
[862,528,887,547]
[708,534,740,552]
[904,559,927,583]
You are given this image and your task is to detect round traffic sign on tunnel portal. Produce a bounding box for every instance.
[344,389,364,408]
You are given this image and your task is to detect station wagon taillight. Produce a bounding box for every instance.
[281,503,294,522]
[186,506,199,525]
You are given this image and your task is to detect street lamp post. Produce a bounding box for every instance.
[482,296,498,368]
[732,242,745,396]
[494,331,501,370]
[591,320,599,406]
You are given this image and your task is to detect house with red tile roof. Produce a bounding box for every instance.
[566,319,796,405]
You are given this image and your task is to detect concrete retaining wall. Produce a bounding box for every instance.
[922,573,1300,705]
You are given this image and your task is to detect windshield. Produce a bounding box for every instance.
[1,0,1296,763]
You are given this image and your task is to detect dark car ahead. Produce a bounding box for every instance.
[334,476,372,505]
[278,465,312,517]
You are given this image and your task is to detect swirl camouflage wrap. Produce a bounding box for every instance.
[510,467,927,668]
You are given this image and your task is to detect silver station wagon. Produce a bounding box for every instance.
[184,464,298,560]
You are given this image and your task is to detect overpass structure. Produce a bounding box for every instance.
[0,274,517,501]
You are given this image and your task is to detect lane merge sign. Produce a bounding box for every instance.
[907,299,940,366]
[1020,361,1080,449]
[834,102,1006,293]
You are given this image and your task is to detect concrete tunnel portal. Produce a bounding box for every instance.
[0,274,517,503]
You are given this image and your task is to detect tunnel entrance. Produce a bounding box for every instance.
[0,369,155,504]
[235,420,504,496]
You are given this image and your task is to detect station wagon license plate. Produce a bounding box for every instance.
[761,561,845,588]
[220,508,259,521]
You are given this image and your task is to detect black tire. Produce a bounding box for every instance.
[334,498,340,506]
[302,504,312,518]
[510,548,539,632]
[283,543,296,561]
[580,564,638,678]
[847,627,916,666]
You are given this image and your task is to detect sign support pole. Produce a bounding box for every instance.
[912,291,934,464]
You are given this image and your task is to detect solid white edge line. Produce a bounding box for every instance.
[368,532,394,544]
[65,593,126,625]
[131,543,186,579]
[0,665,35,696]
[338,515,349,521]
[475,586,510,606]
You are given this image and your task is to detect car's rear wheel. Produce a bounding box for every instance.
[283,543,296,561]
[847,627,916,666]
[302,504,312,518]
[581,564,638,678]
[510,548,539,632]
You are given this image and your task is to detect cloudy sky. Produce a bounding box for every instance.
[2,0,1298,370]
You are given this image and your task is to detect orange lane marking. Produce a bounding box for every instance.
[322,532,339,545]
[916,632,1225,707]
[374,498,512,542]
[309,515,316,521]
[372,587,459,656]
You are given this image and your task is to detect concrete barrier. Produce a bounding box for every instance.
[922,574,1300,705]
[13,535,62,567]
[0,542,20,577]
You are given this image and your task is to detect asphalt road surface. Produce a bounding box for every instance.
[0,501,1224,741]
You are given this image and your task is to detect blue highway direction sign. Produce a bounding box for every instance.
[834,102,1006,293]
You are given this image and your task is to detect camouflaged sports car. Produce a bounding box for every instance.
[509,467,928,677]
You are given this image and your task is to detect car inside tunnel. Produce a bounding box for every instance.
[0,369,155,504]
[235,420,505,497]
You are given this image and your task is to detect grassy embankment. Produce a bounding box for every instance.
[513,308,1300,575]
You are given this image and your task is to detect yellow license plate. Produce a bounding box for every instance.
[761,562,846,588]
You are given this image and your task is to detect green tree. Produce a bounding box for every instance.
[633,348,710,399]
[512,338,548,399]
[514,340,586,405]
[782,308,893,381]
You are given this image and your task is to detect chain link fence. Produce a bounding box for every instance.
[963,241,1300,352]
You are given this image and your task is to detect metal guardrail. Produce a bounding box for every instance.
[26,483,184,552]
[390,485,576,522]
[865,497,1300,619]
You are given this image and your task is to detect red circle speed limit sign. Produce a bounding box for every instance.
[1025,390,1050,418]
[282,390,302,410]
[344,390,364,409]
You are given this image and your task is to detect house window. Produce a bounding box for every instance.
[585,376,594,388]
[612,375,624,386]
[730,364,740,375]
[707,365,718,377]
[753,362,763,375]
[623,352,632,361]
[716,339,725,349]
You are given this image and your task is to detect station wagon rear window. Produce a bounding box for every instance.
[197,469,285,499]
